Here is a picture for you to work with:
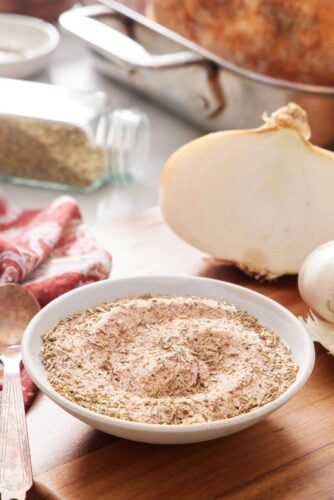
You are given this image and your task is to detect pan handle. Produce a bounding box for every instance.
[59,5,204,69]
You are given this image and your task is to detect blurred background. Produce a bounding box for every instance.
[0,0,77,20]
[0,0,200,222]
[1,1,333,223]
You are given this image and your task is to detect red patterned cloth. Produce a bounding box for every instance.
[0,195,112,409]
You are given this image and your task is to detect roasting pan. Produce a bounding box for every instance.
[60,1,334,147]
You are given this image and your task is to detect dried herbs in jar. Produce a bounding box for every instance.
[0,79,149,192]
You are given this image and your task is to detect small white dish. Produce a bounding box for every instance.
[22,276,315,444]
[0,14,59,78]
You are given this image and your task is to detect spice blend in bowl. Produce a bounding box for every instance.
[41,295,298,425]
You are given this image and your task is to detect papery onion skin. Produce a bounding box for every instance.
[161,104,334,279]
[300,313,334,355]
[298,241,334,323]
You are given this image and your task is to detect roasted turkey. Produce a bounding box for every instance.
[148,0,334,85]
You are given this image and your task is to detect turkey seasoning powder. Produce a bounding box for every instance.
[41,295,298,424]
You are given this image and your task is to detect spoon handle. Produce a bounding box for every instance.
[0,371,33,498]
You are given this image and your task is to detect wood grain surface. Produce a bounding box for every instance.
[27,208,334,499]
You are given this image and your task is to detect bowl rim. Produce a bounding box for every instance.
[0,13,60,64]
[22,275,315,433]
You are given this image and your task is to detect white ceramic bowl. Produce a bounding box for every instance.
[0,14,59,78]
[22,276,315,444]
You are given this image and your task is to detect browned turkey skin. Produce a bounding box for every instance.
[149,0,334,85]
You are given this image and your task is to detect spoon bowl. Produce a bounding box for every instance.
[0,284,40,349]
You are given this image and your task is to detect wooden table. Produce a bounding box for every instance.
[28,208,334,499]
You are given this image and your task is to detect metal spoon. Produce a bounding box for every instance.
[0,284,40,500]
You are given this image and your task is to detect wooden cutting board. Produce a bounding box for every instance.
[28,208,334,499]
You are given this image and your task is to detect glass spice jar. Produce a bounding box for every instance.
[0,78,150,192]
